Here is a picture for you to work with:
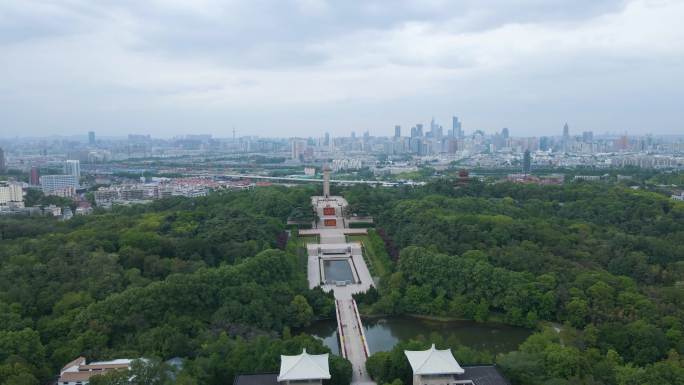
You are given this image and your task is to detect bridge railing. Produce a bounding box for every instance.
[352,299,371,359]
[334,300,347,359]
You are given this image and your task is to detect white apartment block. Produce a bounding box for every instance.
[0,182,23,206]
[41,175,78,195]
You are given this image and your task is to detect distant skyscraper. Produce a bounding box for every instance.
[30,166,40,186]
[291,139,306,161]
[539,136,551,151]
[435,125,443,139]
[416,124,424,137]
[410,138,423,154]
[502,127,510,139]
[523,150,532,175]
[64,160,81,181]
[429,118,443,139]
[582,131,594,143]
[0,147,5,172]
[617,135,629,151]
[351,131,356,139]
[562,123,571,152]
[394,125,401,138]
[452,116,462,138]
[324,132,330,146]
[88,131,96,145]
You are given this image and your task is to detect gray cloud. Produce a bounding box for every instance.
[0,0,682,137]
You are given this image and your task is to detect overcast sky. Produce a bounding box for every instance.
[1,0,683,138]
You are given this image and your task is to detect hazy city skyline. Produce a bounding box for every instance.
[2,0,683,138]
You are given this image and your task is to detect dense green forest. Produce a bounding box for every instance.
[2,179,683,385]
[343,180,684,384]
[0,186,351,385]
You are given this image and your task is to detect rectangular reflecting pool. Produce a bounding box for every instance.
[323,259,354,283]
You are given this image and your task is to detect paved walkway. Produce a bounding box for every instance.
[337,299,374,384]
[304,195,377,385]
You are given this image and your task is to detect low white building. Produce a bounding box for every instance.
[405,344,510,385]
[405,344,464,385]
[277,349,331,385]
[57,357,133,385]
[234,349,331,385]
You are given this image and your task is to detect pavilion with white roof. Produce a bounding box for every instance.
[404,344,465,385]
[277,349,331,385]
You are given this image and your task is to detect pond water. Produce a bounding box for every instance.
[303,316,531,356]
[323,259,354,283]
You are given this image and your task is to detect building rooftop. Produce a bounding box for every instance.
[404,344,465,375]
[277,349,331,381]
[460,365,511,385]
[233,373,279,385]
[58,356,133,383]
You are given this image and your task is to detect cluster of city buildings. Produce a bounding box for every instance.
[93,177,215,206]
[2,121,683,180]
[93,177,252,207]
[1,121,683,216]
[285,120,683,167]
[39,159,81,197]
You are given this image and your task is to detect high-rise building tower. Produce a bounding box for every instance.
[523,150,531,175]
[0,147,5,172]
[324,132,330,146]
[64,160,81,181]
[563,123,570,139]
[452,116,462,138]
[88,131,96,145]
[429,118,443,139]
[502,127,510,139]
[291,139,306,161]
[416,124,424,137]
[30,166,40,186]
[394,125,401,138]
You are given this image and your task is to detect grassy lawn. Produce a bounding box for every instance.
[286,231,317,269]
[347,230,393,277]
